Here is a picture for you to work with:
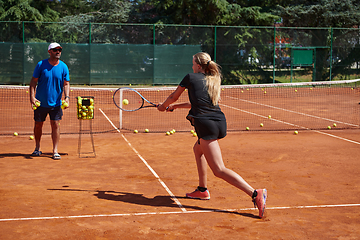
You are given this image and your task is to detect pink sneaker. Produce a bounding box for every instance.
[186,189,210,200]
[252,189,267,218]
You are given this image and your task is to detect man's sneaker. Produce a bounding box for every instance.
[186,189,210,200]
[252,189,267,218]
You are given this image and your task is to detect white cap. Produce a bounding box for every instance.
[48,42,62,50]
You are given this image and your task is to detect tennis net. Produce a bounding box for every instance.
[0,79,359,135]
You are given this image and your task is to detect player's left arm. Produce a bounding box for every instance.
[158,85,185,111]
[63,80,70,106]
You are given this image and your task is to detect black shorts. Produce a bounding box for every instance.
[193,118,227,141]
[34,106,63,122]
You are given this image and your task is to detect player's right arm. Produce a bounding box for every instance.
[29,77,39,106]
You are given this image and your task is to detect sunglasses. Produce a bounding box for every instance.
[51,48,62,52]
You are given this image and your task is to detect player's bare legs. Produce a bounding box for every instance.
[199,138,254,197]
[50,120,60,155]
[193,141,208,188]
[34,121,43,151]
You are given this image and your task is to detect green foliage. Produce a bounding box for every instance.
[274,0,360,27]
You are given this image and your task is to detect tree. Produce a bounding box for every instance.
[273,0,360,80]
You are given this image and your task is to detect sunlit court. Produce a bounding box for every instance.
[1,82,360,239]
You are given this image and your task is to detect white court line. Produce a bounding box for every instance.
[220,103,360,146]
[1,203,359,222]
[99,108,186,212]
[226,96,358,127]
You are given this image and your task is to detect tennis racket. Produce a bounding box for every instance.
[113,87,158,112]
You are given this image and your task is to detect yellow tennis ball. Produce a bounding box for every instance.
[333,123,337,127]
[33,105,37,110]
[246,127,250,131]
[145,129,149,133]
[29,135,34,140]
[166,131,170,135]
[192,132,197,137]
[172,129,176,133]
[260,123,264,127]
[190,130,194,134]
[13,132,18,136]
[268,115,271,119]
[327,126,331,130]
[123,99,129,105]
[35,101,40,107]
[134,129,138,133]
[294,131,298,135]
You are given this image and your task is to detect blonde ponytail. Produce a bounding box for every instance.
[193,52,222,105]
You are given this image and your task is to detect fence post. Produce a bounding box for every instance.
[89,22,91,85]
[329,27,333,81]
[214,26,217,62]
[273,26,276,83]
[22,21,25,86]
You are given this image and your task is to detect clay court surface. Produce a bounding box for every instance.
[1,127,360,239]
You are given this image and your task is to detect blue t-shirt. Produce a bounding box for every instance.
[33,59,70,108]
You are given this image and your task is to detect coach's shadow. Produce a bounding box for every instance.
[0,152,68,159]
[94,190,258,219]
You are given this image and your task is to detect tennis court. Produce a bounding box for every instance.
[0,82,360,239]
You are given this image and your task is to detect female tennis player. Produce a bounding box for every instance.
[157,52,267,218]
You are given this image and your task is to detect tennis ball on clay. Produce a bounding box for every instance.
[170,130,174,134]
[190,130,195,134]
[13,132,18,136]
[295,89,298,92]
[294,131,298,135]
[260,123,264,127]
[327,126,331,130]
[134,129,138,133]
[333,123,337,127]
[192,132,197,137]
[166,131,170,135]
[246,127,250,131]
[268,115,272,119]
[172,129,176,133]
[145,129,149,133]
[35,101,40,107]
[123,99,129,105]
[29,135,34,140]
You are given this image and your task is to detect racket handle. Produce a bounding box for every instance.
[166,106,174,112]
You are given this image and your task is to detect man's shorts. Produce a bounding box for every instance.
[34,106,63,122]
[193,118,227,141]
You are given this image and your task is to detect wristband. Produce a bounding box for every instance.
[65,96,70,99]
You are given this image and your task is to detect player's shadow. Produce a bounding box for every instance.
[47,188,258,219]
[95,191,258,218]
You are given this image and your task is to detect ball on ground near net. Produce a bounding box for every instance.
[192,132,197,137]
[29,135,34,140]
[246,127,250,131]
[190,130,194,134]
[172,129,176,133]
[134,129,138,133]
[122,99,129,105]
[268,115,271,119]
[333,123,337,127]
[260,123,264,127]
[145,129,149,133]
[327,126,331,130]
[294,131,298,135]
[166,131,170,135]
[13,132,18,136]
